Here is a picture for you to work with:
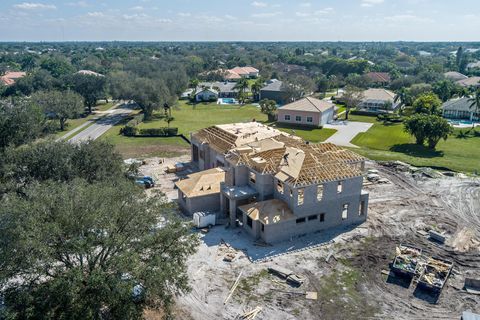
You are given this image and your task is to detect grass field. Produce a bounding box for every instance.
[270,122,337,142]
[105,101,336,158]
[350,115,480,173]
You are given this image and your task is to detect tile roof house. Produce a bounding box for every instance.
[0,71,27,86]
[178,122,369,243]
[224,66,259,80]
[442,97,479,121]
[364,72,391,86]
[444,71,468,82]
[277,97,335,127]
[456,77,480,88]
[358,88,399,113]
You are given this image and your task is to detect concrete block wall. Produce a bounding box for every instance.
[247,169,274,201]
[188,194,222,214]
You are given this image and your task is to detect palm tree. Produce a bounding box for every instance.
[234,78,249,104]
[395,88,412,115]
[189,78,200,101]
[468,88,480,130]
[250,78,263,102]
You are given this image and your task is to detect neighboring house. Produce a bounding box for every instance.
[418,50,432,56]
[195,88,219,102]
[203,66,259,81]
[364,72,391,86]
[177,122,369,243]
[466,61,480,71]
[229,66,259,78]
[76,70,104,77]
[358,88,399,113]
[444,71,468,82]
[224,70,242,81]
[200,81,250,98]
[456,77,480,88]
[259,79,290,104]
[182,82,250,100]
[0,71,26,86]
[277,97,335,127]
[442,98,479,121]
[271,62,308,76]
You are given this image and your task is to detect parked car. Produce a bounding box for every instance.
[134,176,155,189]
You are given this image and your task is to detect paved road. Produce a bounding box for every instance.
[324,121,373,148]
[69,105,132,143]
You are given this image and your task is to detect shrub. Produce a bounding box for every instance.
[125,113,145,127]
[120,125,138,136]
[138,127,178,137]
[377,113,403,123]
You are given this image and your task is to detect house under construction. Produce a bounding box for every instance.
[176,122,369,243]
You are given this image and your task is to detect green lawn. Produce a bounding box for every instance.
[104,101,337,158]
[101,114,190,159]
[350,116,480,173]
[103,101,266,158]
[270,123,337,143]
[139,101,267,135]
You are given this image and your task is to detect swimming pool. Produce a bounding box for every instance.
[218,98,238,105]
[447,119,480,127]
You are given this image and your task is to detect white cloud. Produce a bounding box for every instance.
[296,7,334,17]
[86,11,104,18]
[67,1,88,7]
[178,12,191,17]
[122,13,147,20]
[13,2,57,10]
[130,6,144,11]
[384,14,433,23]
[224,14,237,20]
[251,11,282,18]
[361,0,384,7]
[300,2,311,7]
[251,1,268,8]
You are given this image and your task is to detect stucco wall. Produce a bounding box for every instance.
[277,109,321,126]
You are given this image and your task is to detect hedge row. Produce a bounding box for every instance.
[125,113,145,127]
[120,126,178,137]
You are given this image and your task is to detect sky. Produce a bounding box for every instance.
[0,0,479,42]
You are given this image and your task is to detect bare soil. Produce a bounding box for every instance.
[142,157,480,320]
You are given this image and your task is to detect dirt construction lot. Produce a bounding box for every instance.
[141,158,480,319]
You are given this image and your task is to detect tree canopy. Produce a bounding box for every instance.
[412,92,442,115]
[0,178,198,319]
[33,90,84,130]
[404,114,453,149]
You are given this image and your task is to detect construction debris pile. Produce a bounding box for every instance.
[391,244,454,292]
[392,245,423,276]
[419,258,454,291]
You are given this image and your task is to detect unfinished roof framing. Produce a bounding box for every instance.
[193,122,366,188]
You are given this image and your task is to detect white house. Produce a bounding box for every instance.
[442,98,479,121]
[358,88,399,113]
[195,88,219,102]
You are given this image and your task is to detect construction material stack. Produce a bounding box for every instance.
[392,244,423,277]
[418,257,454,292]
